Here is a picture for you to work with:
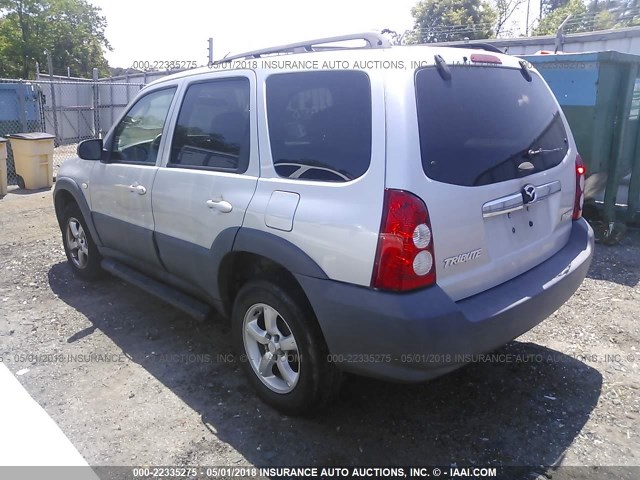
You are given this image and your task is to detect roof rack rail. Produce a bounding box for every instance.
[215,32,391,64]
[445,43,504,54]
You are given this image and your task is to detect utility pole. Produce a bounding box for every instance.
[208,38,214,67]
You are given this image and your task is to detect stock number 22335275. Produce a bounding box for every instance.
[131,60,198,71]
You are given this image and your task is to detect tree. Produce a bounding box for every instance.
[0,0,111,79]
[541,0,572,15]
[590,0,640,28]
[533,0,588,34]
[533,0,639,35]
[380,28,412,45]
[494,0,527,36]
[109,67,143,78]
[406,0,498,44]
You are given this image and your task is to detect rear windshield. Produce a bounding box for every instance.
[415,66,568,187]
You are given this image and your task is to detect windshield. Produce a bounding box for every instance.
[415,66,568,187]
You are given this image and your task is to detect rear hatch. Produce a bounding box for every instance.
[409,58,577,301]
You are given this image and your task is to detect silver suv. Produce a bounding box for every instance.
[53,33,594,415]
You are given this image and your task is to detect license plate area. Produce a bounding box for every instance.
[484,199,553,254]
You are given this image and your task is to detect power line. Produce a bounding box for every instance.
[406,4,640,40]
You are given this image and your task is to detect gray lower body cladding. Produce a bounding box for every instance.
[296,219,594,382]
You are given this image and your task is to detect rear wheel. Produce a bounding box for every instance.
[61,203,102,280]
[232,278,341,415]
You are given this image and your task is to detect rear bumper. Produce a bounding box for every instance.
[296,218,594,382]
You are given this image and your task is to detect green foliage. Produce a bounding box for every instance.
[595,0,640,28]
[541,0,571,15]
[534,0,640,36]
[533,0,587,35]
[109,67,143,77]
[406,0,498,44]
[0,0,111,79]
[381,28,413,45]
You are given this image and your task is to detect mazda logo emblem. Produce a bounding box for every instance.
[522,184,537,204]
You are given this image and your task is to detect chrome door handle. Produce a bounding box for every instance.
[129,184,147,195]
[206,199,233,213]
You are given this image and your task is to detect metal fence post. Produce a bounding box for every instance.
[76,80,81,143]
[92,68,100,138]
[17,80,28,132]
[46,52,60,145]
[125,73,130,103]
[110,81,114,127]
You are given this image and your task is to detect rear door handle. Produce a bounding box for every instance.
[129,184,147,195]
[206,199,233,213]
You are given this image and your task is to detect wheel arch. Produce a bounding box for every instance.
[218,228,328,318]
[53,178,102,246]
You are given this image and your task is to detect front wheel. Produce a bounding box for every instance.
[232,278,341,415]
[61,203,102,280]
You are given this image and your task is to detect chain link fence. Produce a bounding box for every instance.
[0,77,146,186]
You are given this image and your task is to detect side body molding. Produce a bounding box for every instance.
[53,178,103,247]
[155,227,328,309]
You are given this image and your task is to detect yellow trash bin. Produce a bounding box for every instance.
[0,137,7,196]
[8,132,56,190]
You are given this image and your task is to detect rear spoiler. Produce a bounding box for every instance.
[445,43,504,54]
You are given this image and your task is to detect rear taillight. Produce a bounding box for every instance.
[573,154,586,220]
[371,189,436,291]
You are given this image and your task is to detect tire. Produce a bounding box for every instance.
[17,175,25,190]
[61,203,102,280]
[232,278,341,415]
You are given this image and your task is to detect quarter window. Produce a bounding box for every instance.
[266,71,372,182]
[169,78,250,172]
[111,87,176,164]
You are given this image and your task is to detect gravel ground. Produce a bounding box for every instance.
[0,189,639,478]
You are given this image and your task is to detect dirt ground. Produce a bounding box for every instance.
[0,188,639,478]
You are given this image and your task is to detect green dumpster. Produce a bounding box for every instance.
[522,51,640,232]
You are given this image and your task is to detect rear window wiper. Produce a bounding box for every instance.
[434,55,451,81]
[528,147,563,157]
[519,60,532,82]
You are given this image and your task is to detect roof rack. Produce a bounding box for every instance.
[215,32,391,64]
[445,43,504,54]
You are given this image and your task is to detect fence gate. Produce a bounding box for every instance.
[0,78,144,185]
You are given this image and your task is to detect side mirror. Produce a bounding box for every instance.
[77,139,103,161]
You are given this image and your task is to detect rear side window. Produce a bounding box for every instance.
[415,66,568,187]
[170,78,250,172]
[266,71,371,182]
